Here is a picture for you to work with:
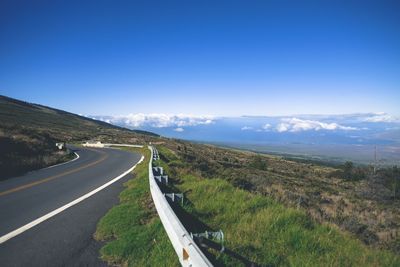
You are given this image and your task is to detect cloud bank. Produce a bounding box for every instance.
[275,118,357,132]
[362,113,399,123]
[96,113,214,128]
[92,113,398,135]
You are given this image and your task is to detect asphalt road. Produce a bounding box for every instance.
[0,146,142,266]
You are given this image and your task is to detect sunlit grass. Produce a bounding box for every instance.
[96,145,400,266]
[95,147,179,266]
[158,145,400,266]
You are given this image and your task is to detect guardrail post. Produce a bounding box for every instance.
[152,166,164,176]
[148,145,213,267]
[191,230,225,253]
[164,193,184,205]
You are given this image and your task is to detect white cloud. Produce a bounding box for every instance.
[93,113,214,128]
[276,118,357,132]
[276,123,290,132]
[262,123,271,131]
[242,124,270,132]
[363,113,399,123]
[241,126,253,131]
[174,127,184,132]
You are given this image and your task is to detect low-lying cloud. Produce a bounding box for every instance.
[96,113,214,128]
[174,127,184,132]
[262,123,271,130]
[362,113,399,123]
[92,113,399,135]
[241,126,253,131]
[276,118,357,132]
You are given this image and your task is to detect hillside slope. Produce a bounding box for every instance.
[0,95,157,141]
[0,95,157,179]
[159,140,400,254]
[95,144,400,266]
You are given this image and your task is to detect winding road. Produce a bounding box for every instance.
[0,146,142,266]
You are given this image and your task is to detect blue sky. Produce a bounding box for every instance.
[1,1,399,116]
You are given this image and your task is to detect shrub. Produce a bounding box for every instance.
[249,155,268,171]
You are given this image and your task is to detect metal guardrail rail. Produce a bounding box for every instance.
[82,142,144,148]
[148,146,213,267]
[104,143,143,148]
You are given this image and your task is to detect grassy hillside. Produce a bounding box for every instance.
[155,145,399,266]
[0,125,74,179]
[97,145,399,266]
[0,95,157,179]
[0,95,157,141]
[158,140,400,255]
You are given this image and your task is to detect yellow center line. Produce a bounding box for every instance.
[0,148,108,197]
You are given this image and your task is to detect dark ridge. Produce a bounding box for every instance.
[0,95,159,137]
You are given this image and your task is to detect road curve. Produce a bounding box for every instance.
[0,145,142,266]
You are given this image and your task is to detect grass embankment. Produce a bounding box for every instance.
[95,145,400,266]
[161,141,400,253]
[0,129,75,180]
[95,146,179,266]
[155,145,400,266]
[0,95,158,179]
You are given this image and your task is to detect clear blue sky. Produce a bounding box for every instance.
[1,1,399,116]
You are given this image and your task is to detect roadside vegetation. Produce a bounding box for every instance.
[153,145,400,266]
[0,124,74,180]
[94,146,179,266]
[95,143,400,266]
[160,140,400,255]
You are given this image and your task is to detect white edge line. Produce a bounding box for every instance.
[42,152,80,170]
[0,155,145,244]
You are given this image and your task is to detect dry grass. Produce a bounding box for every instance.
[160,140,400,254]
[153,145,400,266]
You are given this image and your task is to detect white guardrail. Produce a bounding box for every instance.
[82,142,143,148]
[148,146,213,267]
[104,143,143,148]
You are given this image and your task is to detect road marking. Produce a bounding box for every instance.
[42,152,80,170]
[0,155,144,244]
[0,150,107,197]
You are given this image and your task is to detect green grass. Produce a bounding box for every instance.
[95,147,179,266]
[156,145,400,266]
[95,145,400,266]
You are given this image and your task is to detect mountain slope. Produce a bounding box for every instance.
[0,95,158,140]
[0,95,157,179]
